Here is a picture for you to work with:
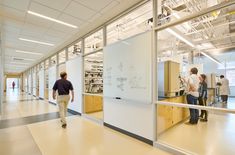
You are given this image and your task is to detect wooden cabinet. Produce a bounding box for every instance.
[44,89,49,100]
[157,96,189,134]
[84,95,103,113]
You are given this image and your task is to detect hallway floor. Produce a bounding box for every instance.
[158,98,235,155]
[0,90,170,155]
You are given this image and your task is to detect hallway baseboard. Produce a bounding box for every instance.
[104,122,153,146]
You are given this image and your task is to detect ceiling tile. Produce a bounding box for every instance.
[74,0,112,11]
[42,35,63,43]
[29,2,61,18]
[58,13,84,27]
[3,19,24,29]
[4,48,41,59]
[0,6,26,21]
[45,29,68,38]
[88,13,102,22]
[25,14,53,28]
[3,25,21,34]
[1,0,30,11]
[100,1,120,14]
[26,1,62,27]
[34,45,54,54]
[50,13,84,34]
[51,23,78,34]
[33,0,71,11]
[20,23,47,38]
[64,1,96,21]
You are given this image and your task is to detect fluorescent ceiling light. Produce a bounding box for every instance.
[15,50,43,55]
[5,64,28,68]
[19,38,54,46]
[28,11,78,29]
[166,28,195,48]
[201,52,221,65]
[11,62,30,65]
[12,57,34,61]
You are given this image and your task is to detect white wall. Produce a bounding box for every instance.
[28,74,32,94]
[33,72,36,96]
[39,70,45,99]
[104,98,154,140]
[66,57,83,113]
[48,66,57,103]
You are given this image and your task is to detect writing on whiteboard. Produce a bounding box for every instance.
[116,77,127,91]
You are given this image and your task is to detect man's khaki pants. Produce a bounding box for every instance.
[57,95,70,124]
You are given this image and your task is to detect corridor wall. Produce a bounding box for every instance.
[33,72,37,96]
[39,70,45,99]
[66,57,83,113]
[28,74,32,94]
[48,66,57,104]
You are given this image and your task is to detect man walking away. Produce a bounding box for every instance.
[53,72,74,128]
[185,67,200,125]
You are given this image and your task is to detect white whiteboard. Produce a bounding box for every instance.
[48,66,57,103]
[39,70,45,99]
[103,31,152,103]
[66,56,83,113]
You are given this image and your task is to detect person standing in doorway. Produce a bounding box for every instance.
[218,75,230,104]
[53,72,74,128]
[12,81,15,91]
[198,74,208,122]
[185,67,200,125]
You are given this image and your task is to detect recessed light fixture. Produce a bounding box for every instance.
[19,38,54,46]
[201,52,221,65]
[15,50,43,55]
[166,28,195,48]
[11,62,30,65]
[12,57,34,61]
[27,11,78,29]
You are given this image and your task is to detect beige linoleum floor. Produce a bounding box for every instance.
[0,91,171,155]
[158,112,235,155]
[87,111,103,120]
[28,116,170,155]
[1,89,58,120]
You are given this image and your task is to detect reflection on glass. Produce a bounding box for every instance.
[68,41,82,60]
[84,30,103,54]
[157,0,225,27]
[107,1,153,45]
[59,50,66,64]
[51,55,57,66]
[157,4,235,110]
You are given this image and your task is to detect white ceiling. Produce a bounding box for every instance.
[0,0,141,74]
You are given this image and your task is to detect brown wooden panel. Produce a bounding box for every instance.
[84,95,103,113]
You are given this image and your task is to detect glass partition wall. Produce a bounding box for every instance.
[44,59,49,100]
[68,41,82,60]
[154,1,235,154]
[83,30,104,121]
[58,50,66,78]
